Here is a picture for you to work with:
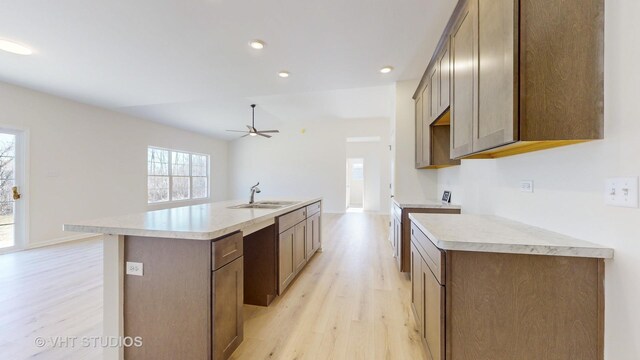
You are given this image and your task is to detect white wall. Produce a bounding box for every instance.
[392,80,439,203]
[228,118,391,213]
[435,1,640,358]
[0,81,228,248]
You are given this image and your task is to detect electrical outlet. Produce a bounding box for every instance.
[605,177,639,208]
[126,262,144,276]
[520,180,534,193]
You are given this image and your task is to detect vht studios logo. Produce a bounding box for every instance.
[34,336,143,348]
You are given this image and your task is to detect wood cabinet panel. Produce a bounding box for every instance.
[423,262,444,360]
[447,251,604,360]
[410,242,423,328]
[124,236,212,359]
[421,84,432,165]
[293,221,307,273]
[212,232,243,271]
[474,0,517,152]
[278,208,306,232]
[278,227,295,293]
[309,212,321,253]
[450,1,477,159]
[429,66,439,121]
[212,256,244,360]
[438,45,451,114]
[415,94,424,168]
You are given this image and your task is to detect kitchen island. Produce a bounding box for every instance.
[64,198,322,360]
[408,213,613,360]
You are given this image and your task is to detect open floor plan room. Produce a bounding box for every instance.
[0,0,638,359]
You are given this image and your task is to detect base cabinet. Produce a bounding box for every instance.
[278,227,296,293]
[278,201,322,294]
[410,221,605,360]
[212,256,244,360]
[123,232,244,360]
[293,221,307,273]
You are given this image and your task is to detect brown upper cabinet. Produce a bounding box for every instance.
[414,46,460,170]
[417,0,604,161]
[451,0,604,158]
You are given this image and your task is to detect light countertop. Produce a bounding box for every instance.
[392,198,461,210]
[409,213,613,259]
[64,198,322,240]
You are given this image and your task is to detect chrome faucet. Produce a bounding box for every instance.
[249,182,261,204]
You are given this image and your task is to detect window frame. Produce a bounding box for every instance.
[147,146,210,205]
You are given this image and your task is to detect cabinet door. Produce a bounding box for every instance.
[415,93,424,168]
[410,243,423,330]
[438,43,451,113]
[212,256,244,360]
[474,0,516,152]
[422,261,444,360]
[306,217,314,258]
[450,0,478,159]
[309,212,321,252]
[293,222,307,274]
[421,83,432,166]
[278,227,295,293]
[395,219,402,270]
[429,65,439,121]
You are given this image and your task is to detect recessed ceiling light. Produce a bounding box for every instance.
[278,71,290,78]
[379,66,394,74]
[249,40,265,50]
[0,39,33,55]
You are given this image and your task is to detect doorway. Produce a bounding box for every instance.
[346,158,364,212]
[0,129,26,252]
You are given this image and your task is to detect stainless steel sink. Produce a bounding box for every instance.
[254,201,298,206]
[228,204,282,209]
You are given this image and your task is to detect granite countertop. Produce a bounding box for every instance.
[392,197,461,210]
[408,213,613,259]
[64,198,322,241]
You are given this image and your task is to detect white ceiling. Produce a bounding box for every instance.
[0,0,456,140]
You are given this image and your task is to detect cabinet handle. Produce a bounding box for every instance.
[411,229,414,235]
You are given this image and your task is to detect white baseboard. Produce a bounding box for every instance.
[27,233,102,249]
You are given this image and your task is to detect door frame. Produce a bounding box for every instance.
[0,125,29,254]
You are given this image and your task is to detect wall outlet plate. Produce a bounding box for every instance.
[520,180,534,193]
[126,262,143,276]
[605,177,639,208]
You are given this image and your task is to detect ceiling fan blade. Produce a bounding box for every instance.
[241,134,250,138]
[246,125,254,131]
[226,130,249,133]
[257,133,272,138]
[257,130,280,133]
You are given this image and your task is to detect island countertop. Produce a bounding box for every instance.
[409,213,613,259]
[64,198,322,240]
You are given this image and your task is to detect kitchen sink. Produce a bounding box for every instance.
[228,201,298,210]
[254,201,298,206]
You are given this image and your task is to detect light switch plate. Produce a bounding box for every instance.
[520,180,534,193]
[605,177,639,208]
[126,262,143,276]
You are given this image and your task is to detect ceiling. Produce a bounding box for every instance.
[0,0,456,140]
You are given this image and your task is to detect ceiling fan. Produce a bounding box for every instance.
[227,104,280,138]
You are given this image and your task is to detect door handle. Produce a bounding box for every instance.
[12,186,21,200]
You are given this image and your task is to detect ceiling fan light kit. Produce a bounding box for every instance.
[226,104,280,138]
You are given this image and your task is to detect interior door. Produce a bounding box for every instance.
[450,0,478,159]
[0,129,25,253]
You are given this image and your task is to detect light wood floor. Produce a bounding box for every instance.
[0,213,427,360]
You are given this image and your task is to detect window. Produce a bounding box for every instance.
[147,147,209,204]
